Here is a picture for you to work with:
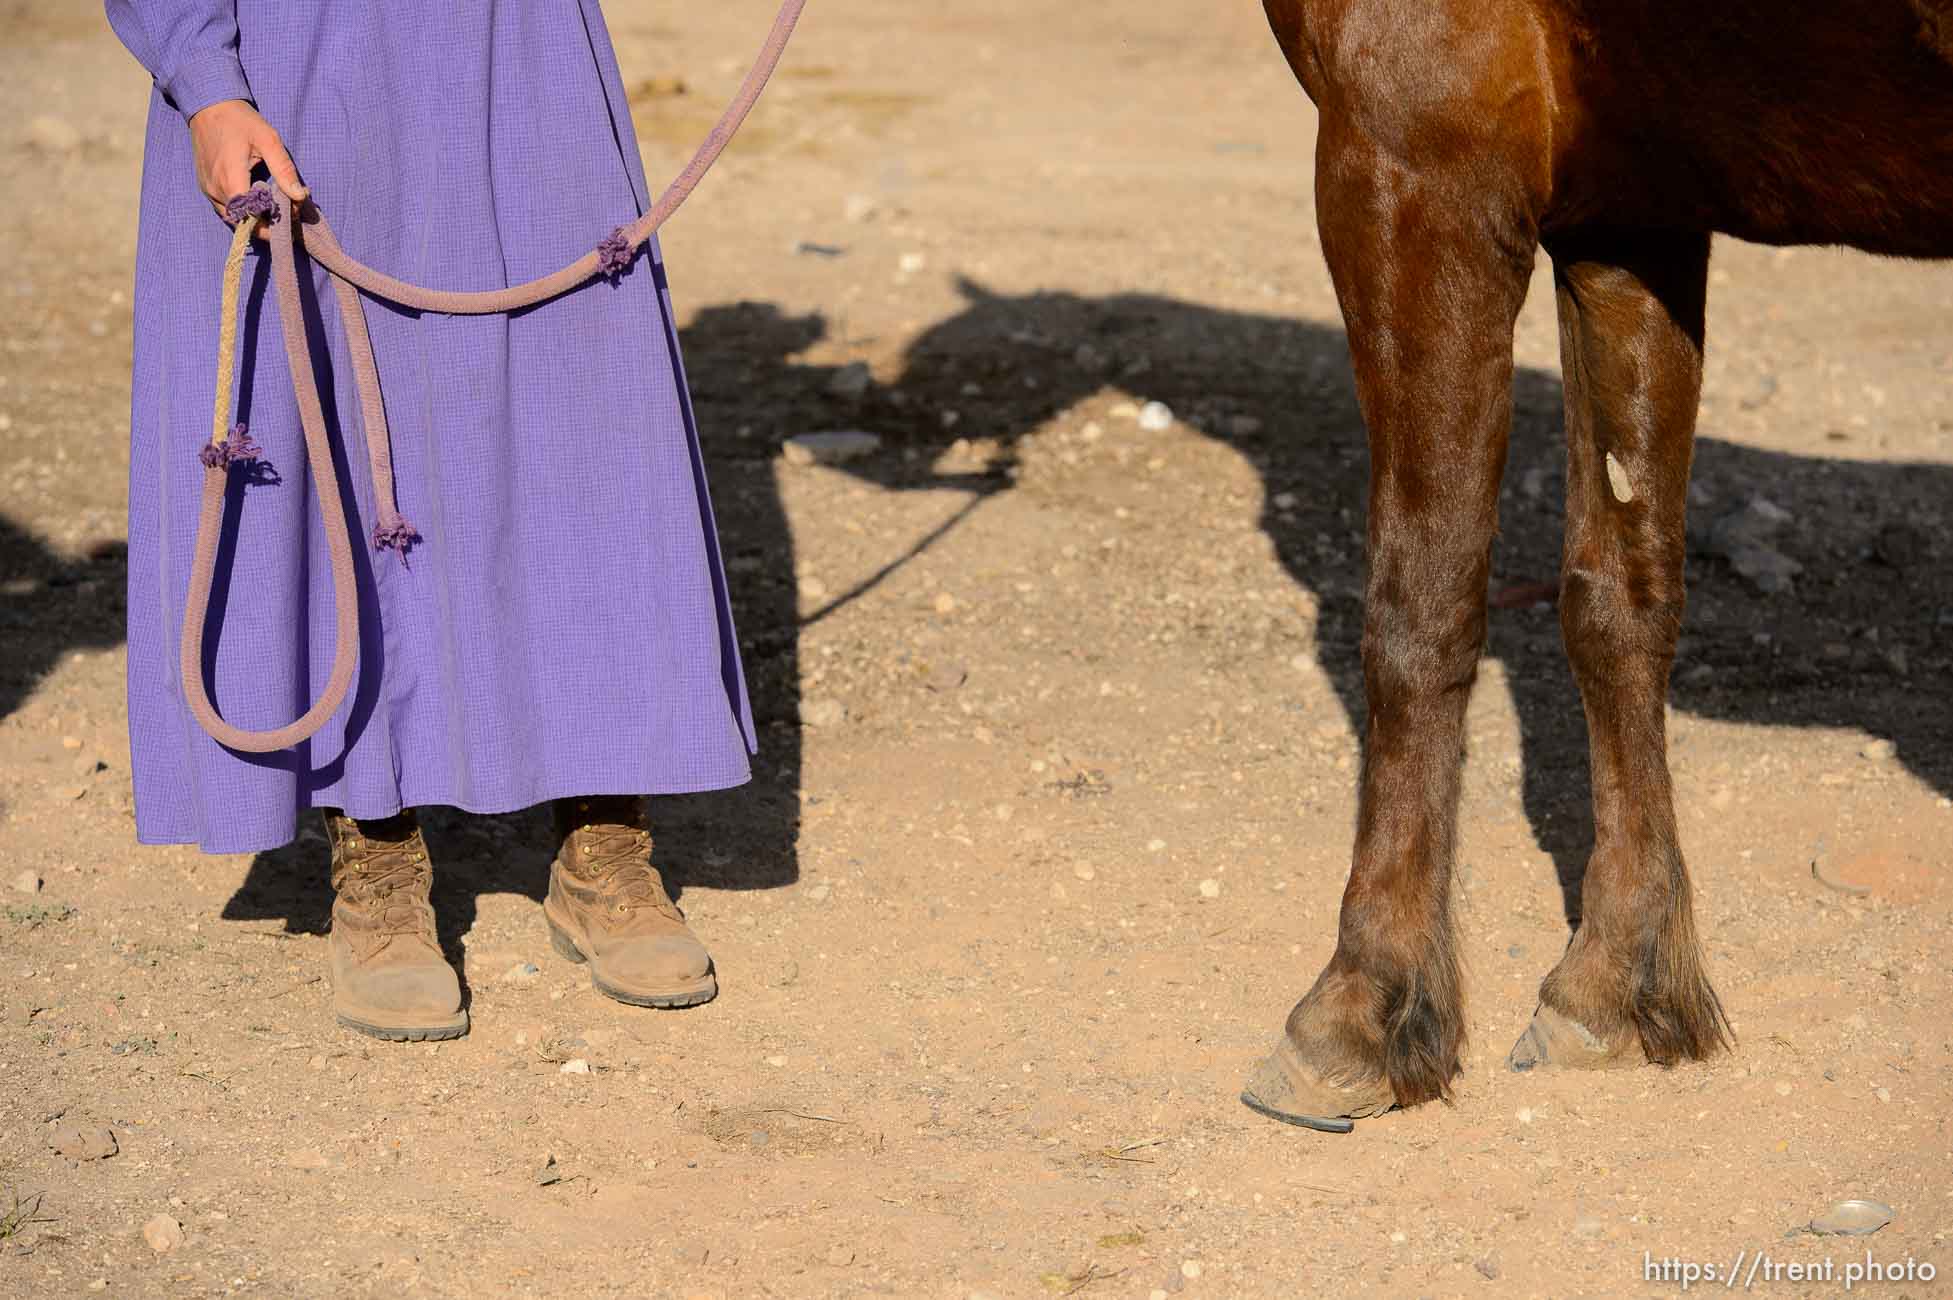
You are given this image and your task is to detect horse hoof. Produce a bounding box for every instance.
[1506,1004,1633,1072]
[1239,1042,1394,1133]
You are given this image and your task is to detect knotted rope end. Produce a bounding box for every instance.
[595,227,636,280]
[224,184,281,227]
[199,422,263,471]
[372,516,421,566]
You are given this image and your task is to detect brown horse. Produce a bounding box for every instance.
[1243,0,1953,1130]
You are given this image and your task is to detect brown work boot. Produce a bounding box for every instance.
[324,810,467,1041]
[543,796,716,1008]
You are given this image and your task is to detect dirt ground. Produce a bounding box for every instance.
[3,2,1951,1297]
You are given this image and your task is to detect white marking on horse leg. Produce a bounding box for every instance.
[1604,451,1635,503]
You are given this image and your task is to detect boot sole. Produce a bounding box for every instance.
[545,914,718,1009]
[335,1010,469,1042]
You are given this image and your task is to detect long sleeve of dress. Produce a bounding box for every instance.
[105,0,252,120]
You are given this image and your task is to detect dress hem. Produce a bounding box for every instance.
[134,763,756,856]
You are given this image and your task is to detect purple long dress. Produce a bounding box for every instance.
[108,0,756,854]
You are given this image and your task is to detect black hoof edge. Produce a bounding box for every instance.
[1239,1090,1356,1134]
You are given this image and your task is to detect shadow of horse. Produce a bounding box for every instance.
[680,275,1952,924]
[221,273,1951,953]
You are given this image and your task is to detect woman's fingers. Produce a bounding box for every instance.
[253,125,309,202]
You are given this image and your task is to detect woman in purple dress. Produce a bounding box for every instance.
[107,0,757,1040]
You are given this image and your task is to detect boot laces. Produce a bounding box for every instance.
[339,844,430,939]
[571,824,679,920]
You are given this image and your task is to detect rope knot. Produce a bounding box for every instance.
[198,422,262,471]
[372,516,421,566]
[224,185,280,226]
[595,227,636,279]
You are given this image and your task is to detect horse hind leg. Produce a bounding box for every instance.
[1508,230,1732,1072]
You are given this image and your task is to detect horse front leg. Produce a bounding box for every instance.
[1242,115,1538,1129]
[1506,231,1732,1071]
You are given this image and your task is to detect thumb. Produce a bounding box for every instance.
[255,126,309,202]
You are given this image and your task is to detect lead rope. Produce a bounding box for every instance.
[181,0,807,753]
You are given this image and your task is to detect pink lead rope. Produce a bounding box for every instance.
[181,0,808,754]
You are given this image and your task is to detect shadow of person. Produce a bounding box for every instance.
[0,517,128,729]
[676,275,1953,933]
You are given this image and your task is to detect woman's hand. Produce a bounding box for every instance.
[187,99,308,227]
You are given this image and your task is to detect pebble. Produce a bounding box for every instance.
[842,193,878,223]
[502,962,542,986]
[806,883,831,902]
[1860,738,1897,762]
[1809,1199,1893,1236]
[898,251,927,274]
[1774,1081,1793,1096]
[1474,1254,1501,1280]
[932,591,958,615]
[1151,1292,1170,1300]
[11,869,42,894]
[48,1122,117,1160]
[1197,879,1220,899]
[1138,401,1174,432]
[559,1058,591,1075]
[88,1281,108,1292]
[1516,1107,1535,1125]
[826,1244,855,1267]
[798,696,846,728]
[1700,496,1801,593]
[1072,864,1095,882]
[25,115,83,154]
[765,1054,788,1068]
[61,735,82,750]
[1180,1260,1203,1280]
[825,362,872,401]
[1271,491,1299,510]
[782,430,881,467]
[142,1215,184,1253]
[1147,838,1167,852]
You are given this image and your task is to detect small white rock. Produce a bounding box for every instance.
[1861,738,1897,762]
[1072,864,1095,882]
[843,193,879,223]
[765,1054,789,1068]
[1516,1107,1535,1124]
[1197,879,1221,899]
[559,1058,592,1075]
[1181,1260,1203,1280]
[142,1215,184,1253]
[501,962,541,986]
[799,696,847,728]
[898,251,927,274]
[1137,401,1174,432]
[25,115,84,154]
[806,883,831,902]
[1147,838,1167,852]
